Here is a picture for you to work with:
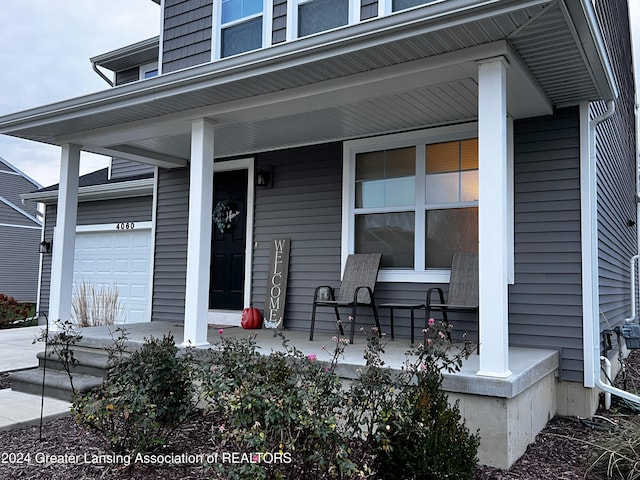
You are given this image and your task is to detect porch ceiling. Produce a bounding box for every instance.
[0,0,615,166]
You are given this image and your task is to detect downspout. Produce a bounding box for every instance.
[629,101,640,326]
[591,100,640,405]
[91,61,114,87]
[624,254,638,324]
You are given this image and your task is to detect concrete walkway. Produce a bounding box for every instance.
[0,325,45,372]
[0,325,71,431]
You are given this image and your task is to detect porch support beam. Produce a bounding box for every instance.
[476,57,512,378]
[48,143,81,326]
[182,118,215,347]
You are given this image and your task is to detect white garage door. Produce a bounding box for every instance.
[73,224,152,324]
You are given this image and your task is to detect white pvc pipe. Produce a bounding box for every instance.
[600,356,612,410]
[625,255,639,324]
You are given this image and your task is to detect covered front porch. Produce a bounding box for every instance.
[74,320,559,468]
[0,1,617,462]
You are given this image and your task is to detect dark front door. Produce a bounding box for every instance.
[209,169,248,310]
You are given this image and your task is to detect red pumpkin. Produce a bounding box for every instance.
[241,307,263,329]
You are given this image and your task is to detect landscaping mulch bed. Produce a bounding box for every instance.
[0,352,638,479]
[0,373,11,390]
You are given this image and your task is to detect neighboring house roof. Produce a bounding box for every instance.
[0,1,617,170]
[21,168,154,205]
[0,155,42,227]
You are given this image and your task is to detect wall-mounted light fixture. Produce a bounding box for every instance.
[256,167,272,187]
[38,240,52,254]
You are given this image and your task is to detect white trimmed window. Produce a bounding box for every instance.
[215,0,270,58]
[287,0,356,40]
[139,62,158,80]
[343,125,479,282]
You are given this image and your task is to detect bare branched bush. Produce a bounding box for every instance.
[72,281,124,327]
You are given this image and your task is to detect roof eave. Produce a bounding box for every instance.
[21,177,154,205]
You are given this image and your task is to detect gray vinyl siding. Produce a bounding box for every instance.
[39,196,153,318]
[251,144,343,331]
[0,201,36,227]
[592,0,637,330]
[272,0,287,44]
[250,143,475,340]
[0,164,40,220]
[509,107,584,383]
[0,226,40,302]
[151,167,189,322]
[162,0,213,74]
[110,158,154,180]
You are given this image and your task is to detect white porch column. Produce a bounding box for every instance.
[48,144,81,326]
[477,57,512,378]
[183,118,215,346]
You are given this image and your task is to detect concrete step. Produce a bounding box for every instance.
[37,349,113,378]
[10,368,103,402]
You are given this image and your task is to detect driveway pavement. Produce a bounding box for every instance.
[0,325,46,373]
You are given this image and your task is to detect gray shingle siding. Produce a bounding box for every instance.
[272,0,287,44]
[509,107,584,383]
[162,0,213,73]
[39,196,153,317]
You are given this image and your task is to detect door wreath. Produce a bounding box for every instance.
[213,200,241,233]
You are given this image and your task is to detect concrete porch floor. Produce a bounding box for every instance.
[73,320,559,468]
[75,321,558,392]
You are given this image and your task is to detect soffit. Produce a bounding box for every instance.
[0,0,616,164]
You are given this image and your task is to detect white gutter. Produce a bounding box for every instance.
[588,100,640,405]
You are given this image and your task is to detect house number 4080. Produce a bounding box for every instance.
[116,222,135,230]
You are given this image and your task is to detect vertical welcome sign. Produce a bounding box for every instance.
[264,238,290,329]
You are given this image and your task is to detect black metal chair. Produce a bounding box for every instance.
[426,252,479,341]
[309,253,382,344]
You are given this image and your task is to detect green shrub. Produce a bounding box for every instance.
[199,333,361,480]
[197,322,478,479]
[348,322,479,480]
[73,333,195,455]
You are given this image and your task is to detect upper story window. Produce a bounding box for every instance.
[139,62,159,80]
[219,0,266,57]
[287,0,354,40]
[297,0,349,37]
[344,125,479,282]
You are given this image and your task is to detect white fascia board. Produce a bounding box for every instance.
[20,177,154,205]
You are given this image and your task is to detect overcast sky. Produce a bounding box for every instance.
[0,0,160,187]
[0,1,638,188]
